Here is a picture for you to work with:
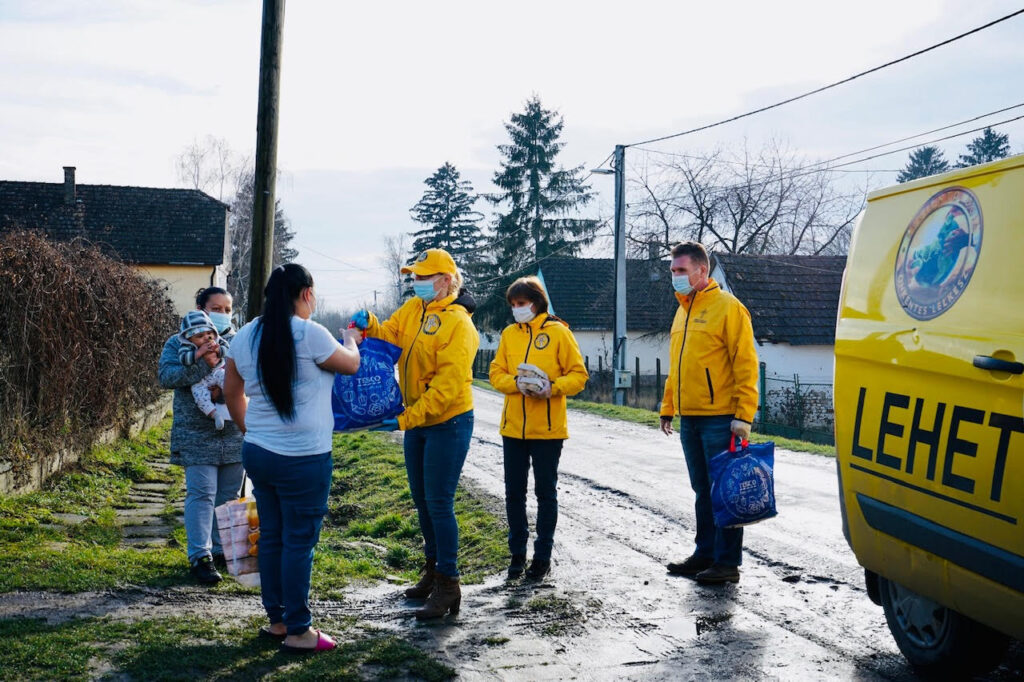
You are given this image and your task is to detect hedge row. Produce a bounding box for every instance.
[0,231,177,486]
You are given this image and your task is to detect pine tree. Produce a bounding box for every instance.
[490,96,598,267]
[408,162,484,261]
[957,127,1010,168]
[897,146,951,183]
[482,96,598,325]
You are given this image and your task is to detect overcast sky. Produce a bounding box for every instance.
[2,0,1023,311]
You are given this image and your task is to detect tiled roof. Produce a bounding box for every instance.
[539,258,676,332]
[715,253,846,345]
[0,180,228,265]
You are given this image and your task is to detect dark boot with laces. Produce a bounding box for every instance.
[404,557,436,599]
[507,554,526,578]
[190,555,222,585]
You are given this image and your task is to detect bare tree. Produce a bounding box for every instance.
[175,136,240,201]
[628,140,865,257]
[379,232,409,316]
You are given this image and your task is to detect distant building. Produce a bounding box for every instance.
[0,166,230,314]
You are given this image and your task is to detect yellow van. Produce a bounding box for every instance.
[834,154,1023,677]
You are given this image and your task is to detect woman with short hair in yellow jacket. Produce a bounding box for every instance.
[489,276,588,579]
[351,248,479,619]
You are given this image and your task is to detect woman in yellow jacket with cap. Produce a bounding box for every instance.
[489,276,588,579]
[351,248,479,619]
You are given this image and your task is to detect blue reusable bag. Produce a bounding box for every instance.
[708,437,778,528]
[332,337,404,431]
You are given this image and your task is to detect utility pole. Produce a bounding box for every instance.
[611,144,629,406]
[246,0,285,321]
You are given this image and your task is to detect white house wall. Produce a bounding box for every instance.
[756,342,834,383]
[574,331,670,374]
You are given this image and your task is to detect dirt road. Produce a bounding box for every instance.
[361,387,1020,681]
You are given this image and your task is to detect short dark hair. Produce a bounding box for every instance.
[196,286,231,310]
[670,241,709,268]
[505,276,549,315]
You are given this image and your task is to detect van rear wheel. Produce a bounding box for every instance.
[878,576,1009,678]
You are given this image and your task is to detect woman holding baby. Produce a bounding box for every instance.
[488,276,589,581]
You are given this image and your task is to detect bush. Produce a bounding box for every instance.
[0,231,177,486]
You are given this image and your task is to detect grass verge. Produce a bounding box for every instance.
[317,431,506,597]
[0,614,454,681]
[0,421,507,596]
[566,398,836,457]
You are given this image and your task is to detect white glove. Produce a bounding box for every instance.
[730,419,751,440]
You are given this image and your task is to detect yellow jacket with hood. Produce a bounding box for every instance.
[659,278,759,424]
[489,313,589,440]
[364,293,479,431]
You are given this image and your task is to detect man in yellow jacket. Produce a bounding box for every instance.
[660,242,759,584]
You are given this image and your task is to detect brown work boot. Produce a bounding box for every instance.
[415,573,461,619]
[404,558,436,599]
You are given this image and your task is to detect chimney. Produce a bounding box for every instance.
[63,166,76,205]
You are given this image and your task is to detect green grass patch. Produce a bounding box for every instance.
[566,399,836,456]
[316,431,506,596]
[0,614,454,681]
[0,419,507,596]
[471,378,497,392]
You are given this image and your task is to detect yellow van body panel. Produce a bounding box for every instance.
[835,154,1024,639]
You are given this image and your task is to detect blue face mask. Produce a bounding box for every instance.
[672,274,694,295]
[207,311,232,333]
[413,279,437,301]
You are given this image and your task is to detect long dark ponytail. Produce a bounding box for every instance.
[255,264,314,420]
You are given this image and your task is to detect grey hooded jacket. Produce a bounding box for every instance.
[158,332,243,467]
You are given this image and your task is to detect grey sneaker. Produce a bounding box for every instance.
[666,554,713,576]
[695,564,740,584]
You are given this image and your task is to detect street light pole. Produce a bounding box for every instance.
[612,144,628,406]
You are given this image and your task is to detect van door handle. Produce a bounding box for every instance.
[973,355,1024,374]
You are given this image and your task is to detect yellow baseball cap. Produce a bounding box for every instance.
[401,248,458,276]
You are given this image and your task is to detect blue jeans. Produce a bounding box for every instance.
[184,462,245,562]
[679,415,743,567]
[403,410,474,577]
[242,442,332,636]
[503,437,563,561]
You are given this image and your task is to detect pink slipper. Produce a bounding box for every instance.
[280,629,336,654]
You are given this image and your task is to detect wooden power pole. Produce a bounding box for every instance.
[246,0,286,321]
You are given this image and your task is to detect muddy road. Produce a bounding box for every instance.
[361,387,1020,680]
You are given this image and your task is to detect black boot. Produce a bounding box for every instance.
[525,558,550,580]
[507,554,527,578]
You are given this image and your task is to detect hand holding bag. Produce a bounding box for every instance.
[709,436,778,528]
[332,336,404,431]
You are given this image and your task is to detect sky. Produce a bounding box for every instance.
[2,0,1023,312]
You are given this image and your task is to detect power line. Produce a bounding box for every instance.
[625,7,1024,148]
[627,107,1024,202]
[295,242,386,273]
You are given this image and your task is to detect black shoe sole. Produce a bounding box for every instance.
[695,574,740,584]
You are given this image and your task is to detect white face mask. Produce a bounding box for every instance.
[512,305,535,323]
[672,274,694,295]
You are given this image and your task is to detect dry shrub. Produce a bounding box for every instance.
[0,231,177,485]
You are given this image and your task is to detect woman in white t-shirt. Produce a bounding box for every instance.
[224,263,360,654]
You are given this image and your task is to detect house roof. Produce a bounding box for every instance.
[539,258,676,333]
[714,253,846,346]
[0,179,228,265]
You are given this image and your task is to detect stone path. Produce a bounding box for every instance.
[114,461,181,548]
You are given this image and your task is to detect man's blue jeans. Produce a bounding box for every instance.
[403,410,474,577]
[242,442,332,636]
[679,415,743,567]
[502,437,563,561]
[184,462,245,562]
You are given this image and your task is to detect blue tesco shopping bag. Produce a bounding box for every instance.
[332,337,404,431]
[708,437,778,528]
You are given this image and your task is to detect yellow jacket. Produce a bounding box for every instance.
[489,313,589,440]
[365,294,479,430]
[659,278,759,423]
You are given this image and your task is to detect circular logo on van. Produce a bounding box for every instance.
[894,187,982,321]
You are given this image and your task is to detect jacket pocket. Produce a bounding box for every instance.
[704,368,715,404]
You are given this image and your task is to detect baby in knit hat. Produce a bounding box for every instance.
[178,310,232,430]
